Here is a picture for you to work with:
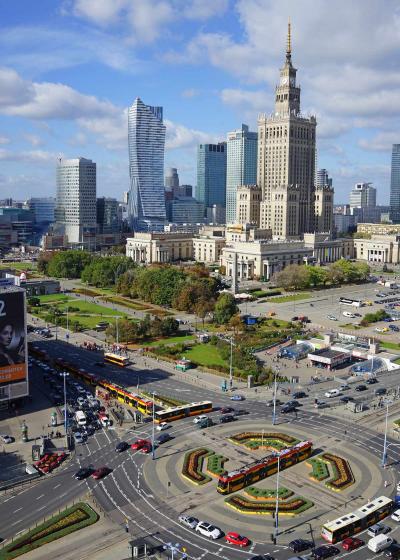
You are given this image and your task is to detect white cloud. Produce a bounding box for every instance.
[165,119,217,149]
[73,0,128,25]
[359,132,400,152]
[181,88,200,98]
[0,135,10,145]
[0,149,58,163]
[182,0,228,20]
[23,133,43,147]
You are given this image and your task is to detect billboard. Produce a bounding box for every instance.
[0,289,27,388]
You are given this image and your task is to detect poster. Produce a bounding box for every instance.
[0,290,27,385]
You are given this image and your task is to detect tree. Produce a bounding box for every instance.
[46,250,93,279]
[305,265,328,287]
[273,264,311,291]
[228,313,244,334]
[214,293,238,325]
[132,266,186,306]
[195,299,215,327]
[81,256,136,287]
[106,319,138,343]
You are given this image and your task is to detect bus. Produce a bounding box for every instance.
[217,441,312,495]
[100,381,153,415]
[104,353,129,367]
[339,297,363,308]
[155,401,213,423]
[321,496,393,544]
[75,410,87,427]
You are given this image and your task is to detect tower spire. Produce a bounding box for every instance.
[286,17,292,63]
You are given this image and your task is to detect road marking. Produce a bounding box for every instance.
[37,505,46,511]
[13,507,22,513]
[36,494,45,500]
[54,483,61,489]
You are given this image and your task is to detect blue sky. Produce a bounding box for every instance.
[0,0,399,203]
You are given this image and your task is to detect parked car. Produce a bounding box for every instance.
[390,325,400,332]
[355,384,367,392]
[115,441,129,453]
[342,537,364,551]
[225,532,250,547]
[293,392,307,399]
[178,515,198,529]
[340,396,354,403]
[219,414,236,424]
[289,539,313,552]
[375,388,387,396]
[195,521,222,539]
[193,415,208,424]
[91,466,112,480]
[327,315,338,321]
[0,435,14,444]
[366,377,378,384]
[230,394,245,401]
[266,399,283,407]
[384,544,400,558]
[156,422,169,431]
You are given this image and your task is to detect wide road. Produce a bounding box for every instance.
[1,338,400,559]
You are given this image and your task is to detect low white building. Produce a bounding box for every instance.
[126,231,193,264]
[193,226,226,264]
[354,234,400,264]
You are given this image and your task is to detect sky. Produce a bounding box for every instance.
[0,0,399,204]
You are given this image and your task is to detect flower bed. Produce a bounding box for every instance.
[322,453,354,491]
[0,503,98,560]
[306,457,330,482]
[206,453,228,477]
[225,494,313,516]
[182,448,212,485]
[245,486,293,501]
[229,432,298,450]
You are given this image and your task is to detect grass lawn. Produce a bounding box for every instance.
[0,261,37,271]
[57,300,123,316]
[38,293,71,303]
[145,334,195,347]
[393,357,400,365]
[381,341,400,351]
[260,318,292,330]
[268,292,311,303]
[184,343,227,368]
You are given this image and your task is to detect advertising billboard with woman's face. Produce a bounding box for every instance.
[0,290,27,386]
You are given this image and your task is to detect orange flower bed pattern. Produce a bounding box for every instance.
[226,494,313,516]
[322,453,354,491]
[182,448,212,485]
[229,432,298,450]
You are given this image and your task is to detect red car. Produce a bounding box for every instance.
[91,467,111,480]
[225,532,250,547]
[342,537,364,551]
[131,439,150,450]
[140,443,152,454]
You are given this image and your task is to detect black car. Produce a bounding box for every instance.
[384,544,400,559]
[288,538,313,552]
[266,399,283,407]
[281,405,296,414]
[339,396,354,403]
[286,400,300,408]
[312,545,339,559]
[219,414,236,423]
[250,555,275,560]
[74,467,94,480]
[355,384,367,391]
[84,426,95,436]
[366,377,378,384]
[293,391,307,399]
[115,441,129,452]
[220,406,234,414]
[156,433,173,444]
[234,409,249,416]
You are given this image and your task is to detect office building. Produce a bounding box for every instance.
[96,197,122,234]
[226,125,257,224]
[236,185,261,225]
[349,182,376,210]
[126,231,193,264]
[258,22,317,238]
[205,204,226,225]
[128,97,166,230]
[314,186,334,233]
[55,157,97,245]
[316,169,333,188]
[169,197,205,225]
[390,145,400,223]
[27,198,55,224]
[197,143,227,217]
[165,167,179,189]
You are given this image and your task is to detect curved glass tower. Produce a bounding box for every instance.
[128,98,166,230]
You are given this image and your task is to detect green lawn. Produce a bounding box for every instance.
[0,261,37,271]
[38,293,71,303]
[260,318,292,330]
[145,334,195,347]
[381,341,400,351]
[393,357,400,365]
[268,292,311,303]
[184,343,227,368]
[57,299,123,316]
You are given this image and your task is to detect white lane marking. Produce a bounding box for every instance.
[53,483,61,489]
[36,494,45,500]
[13,507,22,513]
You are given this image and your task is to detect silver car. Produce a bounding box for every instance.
[178,515,199,529]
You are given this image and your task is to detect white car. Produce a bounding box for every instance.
[343,311,356,318]
[324,389,341,398]
[193,415,208,424]
[327,315,338,321]
[196,521,222,539]
[391,509,400,522]
[0,434,14,444]
[178,514,199,529]
[156,422,169,431]
[74,432,84,444]
[339,384,350,391]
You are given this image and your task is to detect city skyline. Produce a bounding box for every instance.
[0,1,398,203]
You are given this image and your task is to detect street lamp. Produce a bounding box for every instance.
[382,399,394,467]
[274,453,281,543]
[151,391,157,460]
[60,371,69,445]
[229,336,234,389]
[272,367,279,426]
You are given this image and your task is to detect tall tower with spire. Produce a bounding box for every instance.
[258,20,318,239]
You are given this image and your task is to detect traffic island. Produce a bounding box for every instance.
[306,453,354,491]
[244,486,294,500]
[181,448,213,485]
[229,431,299,450]
[225,494,314,515]
[0,502,98,559]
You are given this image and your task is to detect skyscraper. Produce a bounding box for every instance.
[390,145,400,223]
[96,197,122,234]
[316,169,332,188]
[165,167,179,189]
[55,158,97,244]
[258,21,317,238]
[226,125,257,224]
[128,98,166,231]
[197,143,227,216]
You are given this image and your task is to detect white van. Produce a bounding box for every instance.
[367,534,393,553]
[392,509,400,522]
[75,410,87,427]
[343,311,356,318]
[325,389,341,398]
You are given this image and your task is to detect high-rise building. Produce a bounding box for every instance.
[55,157,97,244]
[226,125,257,224]
[349,182,376,210]
[316,169,333,188]
[165,167,179,189]
[390,145,400,223]
[128,98,166,231]
[96,197,122,234]
[258,22,317,238]
[170,197,205,224]
[28,198,55,224]
[236,185,261,225]
[314,186,334,233]
[197,143,227,215]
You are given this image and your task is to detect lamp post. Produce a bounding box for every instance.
[274,453,281,543]
[162,543,184,560]
[60,371,69,446]
[382,399,393,467]
[116,316,120,347]
[229,335,233,390]
[272,367,279,426]
[151,391,156,460]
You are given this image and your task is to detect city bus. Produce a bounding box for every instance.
[104,353,129,367]
[321,496,393,544]
[339,297,363,308]
[155,401,213,423]
[217,441,312,494]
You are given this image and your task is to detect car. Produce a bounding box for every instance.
[74,467,94,480]
[266,399,283,407]
[156,422,169,431]
[156,433,173,444]
[219,414,236,423]
[230,394,245,401]
[325,389,341,398]
[376,327,389,333]
[339,396,354,403]
[178,514,199,529]
[115,441,129,453]
[293,392,307,399]
[74,432,84,444]
[339,383,350,391]
[91,466,112,480]
[225,532,250,547]
[289,539,313,552]
[375,388,387,396]
[355,384,367,391]
[77,397,86,406]
[0,434,14,444]
[286,400,301,408]
[140,442,152,454]
[234,409,249,416]
[83,425,95,437]
[311,545,340,559]
[384,544,400,558]
[195,521,222,539]
[366,377,378,384]
[342,537,364,551]
[314,399,328,409]
[220,407,234,414]
[193,415,208,424]
[250,556,276,560]
[343,311,356,318]
[367,523,391,537]
[281,405,296,414]
[327,315,338,321]
[131,439,150,450]
[390,325,400,332]
[391,508,400,522]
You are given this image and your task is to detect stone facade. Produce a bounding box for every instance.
[353,235,400,264]
[236,185,261,225]
[126,232,193,264]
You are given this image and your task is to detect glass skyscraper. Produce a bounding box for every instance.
[226,124,257,224]
[196,143,227,214]
[128,97,166,230]
[390,144,400,223]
